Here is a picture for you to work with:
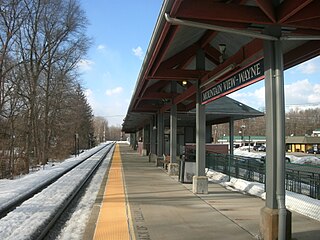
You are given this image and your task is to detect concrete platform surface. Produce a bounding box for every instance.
[120,144,320,240]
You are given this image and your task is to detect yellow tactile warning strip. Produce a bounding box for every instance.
[93,144,130,240]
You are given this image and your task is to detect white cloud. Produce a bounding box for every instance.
[296,56,320,74]
[229,85,265,110]
[282,79,320,107]
[97,44,106,50]
[229,78,320,112]
[77,59,94,72]
[132,46,144,60]
[298,61,319,74]
[84,89,127,126]
[105,87,123,96]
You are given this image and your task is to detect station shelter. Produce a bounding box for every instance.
[122,1,320,239]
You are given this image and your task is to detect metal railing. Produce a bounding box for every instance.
[186,150,320,200]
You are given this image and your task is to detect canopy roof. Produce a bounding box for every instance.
[122,0,320,132]
[123,96,264,132]
[286,136,320,144]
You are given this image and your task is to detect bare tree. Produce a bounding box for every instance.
[0,0,92,177]
[93,116,109,143]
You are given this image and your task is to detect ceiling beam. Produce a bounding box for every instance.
[141,92,177,100]
[277,0,313,23]
[133,106,160,113]
[157,30,218,71]
[158,44,199,70]
[201,38,263,86]
[151,69,208,81]
[133,22,172,110]
[283,1,320,24]
[284,19,320,31]
[177,0,273,25]
[144,80,169,93]
[256,0,276,23]
[173,85,196,106]
[150,25,179,76]
[284,41,320,69]
[203,44,220,65]
[197,30,218,48]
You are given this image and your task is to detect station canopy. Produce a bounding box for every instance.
[122,0,320,133]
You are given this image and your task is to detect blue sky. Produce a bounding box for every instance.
[78,0,163,126]
[78,1,320,126]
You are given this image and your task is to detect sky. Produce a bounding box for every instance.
[77,1,320,126]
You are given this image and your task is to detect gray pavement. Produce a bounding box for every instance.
[120,144,320,240]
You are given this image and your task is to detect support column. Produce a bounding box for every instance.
[157,113,164,157]
[168,82,179,175]
[193,49,208,194]
[149,116,157,163]
[142,125,149,156]
[133,132,137,150]
[229,119,234,156]
[260,35,291,240]
[228,119,234,180]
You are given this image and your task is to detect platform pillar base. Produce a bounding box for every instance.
[192,176,208,194]
[260,206,292,240]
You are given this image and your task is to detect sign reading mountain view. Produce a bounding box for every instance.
[202,59,264,104]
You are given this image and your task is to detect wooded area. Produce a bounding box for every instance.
[0,0,95,178]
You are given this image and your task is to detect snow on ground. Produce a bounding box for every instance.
[225,148,320,221]
[207,169,320,222]
[54,144,115,240]
[0,143,113,240]
[0,143,109,213]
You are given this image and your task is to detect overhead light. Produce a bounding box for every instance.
[219,44,226,63]
[200,64,235,89]
[219,44,226,54]
[182,80,187,86]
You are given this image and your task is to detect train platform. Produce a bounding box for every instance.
[85,143,320,240]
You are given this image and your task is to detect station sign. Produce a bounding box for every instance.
[202,59,264,104]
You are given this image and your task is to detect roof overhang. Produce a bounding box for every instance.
[123,0,320,132]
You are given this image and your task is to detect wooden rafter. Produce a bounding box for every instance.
[284,41,320,69]
[277,0,314,23]
[144,80,168,93]
[177,0,273,25]
[203,44,220,65]
[256,0,276,23]
[201,38,263,85]
[152,69,208,81]
[140,92,177,100]
[283,1,320,24]
[158,44,199,70]
[284,19,320,31]
[150,25,179,76]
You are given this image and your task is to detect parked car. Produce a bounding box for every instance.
[257,145,266,152]
[253,145,266,152]
[307,148,320,154]
[253,145,261,151]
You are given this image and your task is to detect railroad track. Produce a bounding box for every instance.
[0,142,115,240]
